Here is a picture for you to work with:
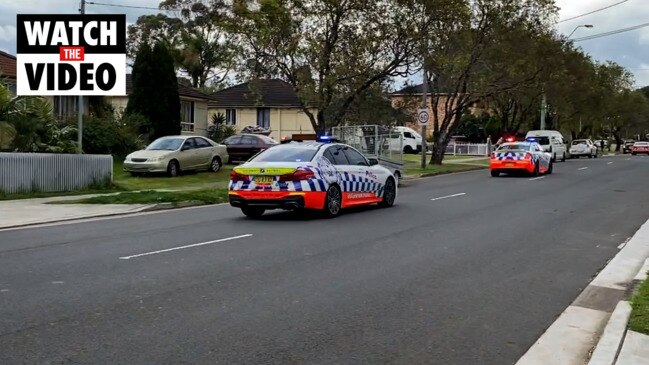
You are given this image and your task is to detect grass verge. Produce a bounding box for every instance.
[404,163,487,177]
[58,189,229,205]
[0,186,123,201]
[113,161,233,191]
[629,277,649,335]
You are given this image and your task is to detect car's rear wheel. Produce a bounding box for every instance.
[532,162,540,177]
[546,162,553,174]
[403,145,414,154]
[210,157,222,172]
[167,160,180,177]
[490,170,500,177]
[561,153,566,162]
[322,185,342,218]
[379,177,396,208]
[241,207,265,218]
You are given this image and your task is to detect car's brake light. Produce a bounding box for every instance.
[279,169,315,181]
[524,152,533,160]
[490,152,496,159]
[230,171,249,181]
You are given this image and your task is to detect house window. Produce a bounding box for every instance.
[257,107,270,128]
[181,100,195,132]
[53,96,83,119]
[225,108,237,126]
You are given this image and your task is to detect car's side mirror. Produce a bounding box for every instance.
[368,158,379,166]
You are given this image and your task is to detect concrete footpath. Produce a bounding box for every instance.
[517,218,649,365]
[0,195,153,229]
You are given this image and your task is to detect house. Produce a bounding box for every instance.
[0,50,17,96]
[208,79,316,141]
[389,84,486,137]
[105,75,212,136]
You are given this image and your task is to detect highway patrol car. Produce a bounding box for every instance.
[228,141,398,218]
[490,142,553,177]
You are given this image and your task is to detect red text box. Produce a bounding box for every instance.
[59,46,85,61]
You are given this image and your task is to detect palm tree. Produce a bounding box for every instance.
[0,83,76,153]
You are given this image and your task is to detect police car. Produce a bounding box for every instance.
[228,140,398,218]
[490,142,553,177]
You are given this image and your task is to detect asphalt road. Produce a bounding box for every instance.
[1,155,648,364]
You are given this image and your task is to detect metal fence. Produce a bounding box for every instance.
[445,143,490,156]
[0,153,113,194]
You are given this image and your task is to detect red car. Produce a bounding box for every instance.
[631,141,649,155]
[223,134,279,163]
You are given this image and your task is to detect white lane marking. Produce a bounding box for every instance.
[431,193,466,201]
[625,158,631,161]
[51,281,64,284]
[578,167,589,170]
[607,162,614,165]
[119,234,253,260]
[529,176,546,181]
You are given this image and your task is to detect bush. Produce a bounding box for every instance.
[80,113,146,157]
[207,113,237,143]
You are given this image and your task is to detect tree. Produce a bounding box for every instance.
[126,0,235,88]
[420,0,557,165]
[229,0,428,133]
[127,42,181,140]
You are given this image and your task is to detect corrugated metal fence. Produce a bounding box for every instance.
[0,153,113,194]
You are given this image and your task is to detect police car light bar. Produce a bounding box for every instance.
[317,135,339,143]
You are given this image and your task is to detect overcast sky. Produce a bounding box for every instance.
[1,0,648,87]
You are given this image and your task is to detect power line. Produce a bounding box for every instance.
[573,21,649,42]
[557,0,630,24]
[85,1,178,11]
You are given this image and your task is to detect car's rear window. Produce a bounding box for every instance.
[498,144,531,151]
[250,145,318,162]
[572,140,587,145]
[526,137,550,145]
[635,142,649,146]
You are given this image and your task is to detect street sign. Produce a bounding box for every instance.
[417,108,429,126]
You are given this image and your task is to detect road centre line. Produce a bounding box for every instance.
[529,176,546,181]
[608,162,614,165]
[578,167,589,170]
[431,193,466,201]
[119,234,253,260]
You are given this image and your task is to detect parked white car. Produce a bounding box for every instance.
[569,139,598,158]
[525,130,567,162]
[389,126,423,154]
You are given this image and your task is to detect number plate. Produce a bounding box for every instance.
[505,163,515,167]
[254,176,273,184]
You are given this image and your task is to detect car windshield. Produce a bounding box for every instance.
[250,145,318,162]
[498,143,531,151]
[526,137,550,145]
[146,137,184,151]
[572,140,587,145]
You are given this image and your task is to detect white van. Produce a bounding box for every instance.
[525,130,567,162]
[389,126,423,154]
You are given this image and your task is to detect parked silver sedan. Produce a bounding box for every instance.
[123,136,229,177]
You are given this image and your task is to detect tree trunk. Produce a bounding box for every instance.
[613,127,623,152]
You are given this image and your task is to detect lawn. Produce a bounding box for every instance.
[113,161,233,191]
[402,153,488,176]
[59,189,229,205]
[629,276,649,335]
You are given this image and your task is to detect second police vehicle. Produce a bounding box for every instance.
[490,142,553,177]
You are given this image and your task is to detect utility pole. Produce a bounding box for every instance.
[77,0,85,154]
[420,69,428,169]
[540,93,547,130]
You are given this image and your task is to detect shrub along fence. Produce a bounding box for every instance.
[0,153,113,194]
